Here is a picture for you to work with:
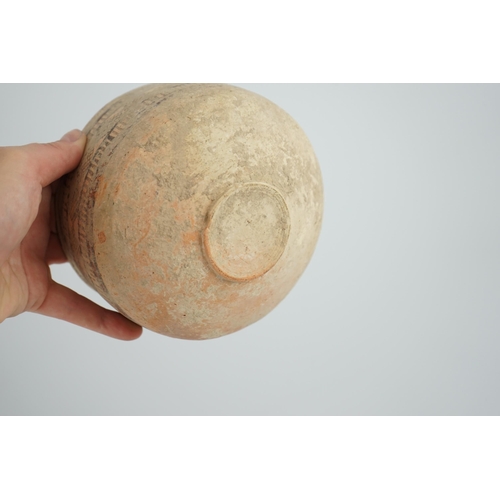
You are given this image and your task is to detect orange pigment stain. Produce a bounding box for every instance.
[182,231,199,245]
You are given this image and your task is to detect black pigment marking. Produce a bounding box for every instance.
[71,90,182,297]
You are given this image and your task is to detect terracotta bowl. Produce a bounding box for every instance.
[56,84,323,339]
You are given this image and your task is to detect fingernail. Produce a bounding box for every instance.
[61,129,83,142]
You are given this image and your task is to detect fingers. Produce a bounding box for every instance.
[36,280,143,341]
[20,186,52,261]
[21,129,87,187]
[0,131,86,264]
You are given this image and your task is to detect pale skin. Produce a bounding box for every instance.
[0,130,142,340]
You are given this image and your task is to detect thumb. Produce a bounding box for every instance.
[21,129,87,187]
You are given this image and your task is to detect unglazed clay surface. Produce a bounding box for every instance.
[56,84,323,339]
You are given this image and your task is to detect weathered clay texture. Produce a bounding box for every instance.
[56,84,323,340]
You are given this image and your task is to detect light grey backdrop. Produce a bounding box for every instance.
[0,84,499,415]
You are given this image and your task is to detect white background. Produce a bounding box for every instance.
[1,1,500,498]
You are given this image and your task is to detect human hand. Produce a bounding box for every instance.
[0,130,142,340]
